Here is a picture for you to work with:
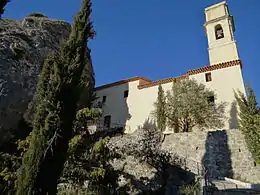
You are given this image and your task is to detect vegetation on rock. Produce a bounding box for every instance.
[27,12,48,18]
[235,84,260,164]
[162,79,226,132]
[0,118,32,194]
[16,0,95,194]
[140,120,199,194]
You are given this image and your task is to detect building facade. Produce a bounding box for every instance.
[93,1,246,133]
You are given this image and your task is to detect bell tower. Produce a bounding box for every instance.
[204,1,239,65]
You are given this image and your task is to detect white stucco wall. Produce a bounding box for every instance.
[204,1,239,65]
[128,82,173,133]
[189,65,246,129]
[95,80,138,132]
[94,65,245,133]
[208,41,239,65]
[95,80,173,133]
[205,1,228,22]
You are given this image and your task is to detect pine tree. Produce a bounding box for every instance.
[154,84,166,132]
[16,0,95,194]
[235,83,260,164]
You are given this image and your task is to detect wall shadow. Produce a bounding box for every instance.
[119,119,197,194]
[202,130,233,180]
[229,101,239,129]
[94,82,131,133]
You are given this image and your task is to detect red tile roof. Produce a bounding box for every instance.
[186,59,242,75]
[137,75,187,89]
[94,76,152,91]
[94,60,242,91]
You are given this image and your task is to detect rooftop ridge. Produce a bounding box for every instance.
[186,59,241,75]
[94,60,242,91]
[94,76,151,91]
[137,75,187,90]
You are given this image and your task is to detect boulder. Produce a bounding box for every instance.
[0,16,71,145]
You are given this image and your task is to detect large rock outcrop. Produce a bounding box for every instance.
[0,16,71,143]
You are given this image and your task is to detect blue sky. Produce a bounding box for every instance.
[4,0,260,102]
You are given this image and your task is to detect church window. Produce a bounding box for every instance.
[207,96,215,105]
[124,90,129,98]
[205,73,212,82]
[104,115,111,128]
[102,95,107,103]
[215,24,224,40]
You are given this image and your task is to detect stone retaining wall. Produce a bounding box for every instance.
[162,129,260,183]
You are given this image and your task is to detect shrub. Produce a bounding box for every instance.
[27,12,48,18]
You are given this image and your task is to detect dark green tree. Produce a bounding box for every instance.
[16,0,95,194]
[154,84,166,133]
[60,108,122,194]
[235,83,260,164]
[165,79,226,132]
[0,0,10,18]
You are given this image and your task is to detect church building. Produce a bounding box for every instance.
[93,1,246,133]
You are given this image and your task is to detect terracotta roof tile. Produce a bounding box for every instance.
[186,59,242,75]
[137,75,187,89]
[94,60,242,91]
[94,76,152,91]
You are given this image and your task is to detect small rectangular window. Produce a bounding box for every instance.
[207,96,215,104]
[205,73,212,82]
[104,115,111,128]
[102,96,107,103]
[124,90,129,98]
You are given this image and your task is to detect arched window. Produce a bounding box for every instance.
[215,24,224,40]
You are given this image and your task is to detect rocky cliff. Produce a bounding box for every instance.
[0,16,71,144]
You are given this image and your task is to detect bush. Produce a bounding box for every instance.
[27,12,48,18]
[180,182,201,195]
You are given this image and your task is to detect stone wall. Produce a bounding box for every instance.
[162,129,260,183]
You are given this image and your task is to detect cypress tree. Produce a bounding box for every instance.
[16,0,95,194]
[155,84,166,132]
[235,83,260,164]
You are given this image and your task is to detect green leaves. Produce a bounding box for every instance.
[235,84,260,164]
[16,0,95,193]
[164,79,226,132]
[154,84,167,132]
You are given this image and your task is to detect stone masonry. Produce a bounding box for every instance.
[162,129,260,183]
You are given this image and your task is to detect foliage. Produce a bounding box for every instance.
[61,135,121,195]
[235,84,260,164]
[165,79,226,132]
[0,153,20,194]
[60,106,121,194]
[139,119,161,159]
[0,0,10,18]
[57,184,89,195]
[180,181,201,195]
[153,84,167,133]
[27,12,48,18]
[0,118,32,194]
[135,119,196,194]
[16,0,95,194]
